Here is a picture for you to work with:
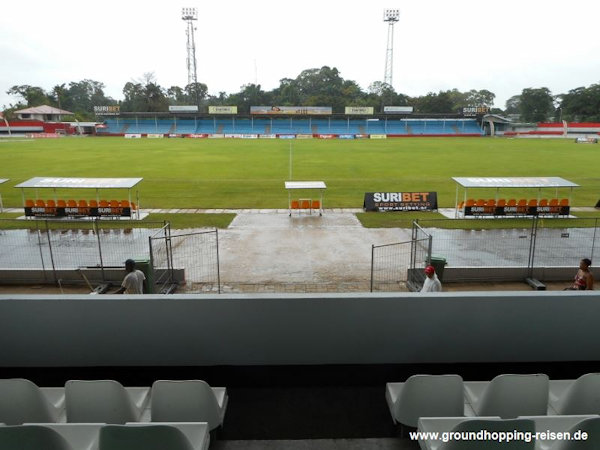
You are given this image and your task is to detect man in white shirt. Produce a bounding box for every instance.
[420,265,442,292]
[114,259,146,294]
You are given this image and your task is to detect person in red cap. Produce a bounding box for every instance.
[420,264,442,292]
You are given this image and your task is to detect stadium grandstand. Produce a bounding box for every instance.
[96,114,484,137]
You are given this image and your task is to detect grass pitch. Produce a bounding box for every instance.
[1,137,599,209]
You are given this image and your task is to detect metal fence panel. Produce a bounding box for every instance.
[149,223,172,293]
[171,229,220,294]
[370,240,412,292]
[533,219,599,267]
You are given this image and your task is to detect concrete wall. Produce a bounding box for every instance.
[1,291,599,368]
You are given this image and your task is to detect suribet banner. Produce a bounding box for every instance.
[363,192,438,211]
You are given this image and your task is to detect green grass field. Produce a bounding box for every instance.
[1,137,599,209]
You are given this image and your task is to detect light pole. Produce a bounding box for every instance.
[383,8,400,88]
[182,7,200,108]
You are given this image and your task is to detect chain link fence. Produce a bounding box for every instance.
[0,218,166,284]
[149,228,221,294]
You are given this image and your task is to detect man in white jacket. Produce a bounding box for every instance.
[420,265,442,292]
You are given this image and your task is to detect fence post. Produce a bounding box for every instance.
[94,219,106,282]
[35,220,49,282]
[44,220,58,284]
[215,229,221,294]
[527,217,538,278]
[370,244,375,292]
[591,218,598,263]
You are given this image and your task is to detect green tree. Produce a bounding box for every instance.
[6,85,51,106]
[414,91,454,114]
[505,95,521,115]
[559,84,600,122]
[519,87,554,122]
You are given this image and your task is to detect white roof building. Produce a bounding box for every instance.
[14,105,73,121]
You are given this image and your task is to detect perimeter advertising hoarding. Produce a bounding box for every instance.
[208,106,238,114]
[364,192,438,212]
[384,106,413,114]
[169,105,199,113]
[464,205,570,217]
[345,107,374,115]
[251,106,332,115]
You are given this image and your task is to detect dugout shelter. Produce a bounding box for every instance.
[0,178,8,212]
[453,177,579,217]
[285,181,326,216]
[15,177,144,219]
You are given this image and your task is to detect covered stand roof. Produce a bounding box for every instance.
[452,177,579,188]
[0,179,8,185]
[14,105,74,115]
[15,177,143,189]
[285,181,327,190]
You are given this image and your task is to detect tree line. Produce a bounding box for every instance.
[3,67,600,122]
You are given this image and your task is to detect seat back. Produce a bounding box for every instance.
[549,198,559,206]
[47,199,57,208]
[312,200,321,210]
[66,199,77,208]
[550,416,600,450]
[57,199,67,208]
[0,425,73,450]
[110,200,119,208]
[465,199,476,207]
[477,374,549,418]
[528,199,537,207]
[78,200,88,208]
[394,375,464,428]
[65,380,139,424]
[99,425,194,450]
[517,199,527,207]
[442,419,535,450]
[89,199,98,208]
[487,199,496,207]
[539,198,549,207]
[476,199,486,207]
[290,200,299,209]
[35,199,45,207]
[120,200,130,207]
[25,199,35,207]
[0,378,59,425]
[497,199,506,207]
[300,200,311,209]
[507,199,517,206]
[151,380,222,430]
[560,198,569,207]
[555,373,600,415]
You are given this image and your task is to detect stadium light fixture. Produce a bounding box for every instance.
[383,9,400,22]
[181,7,198,21]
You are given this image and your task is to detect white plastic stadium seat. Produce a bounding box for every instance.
[464,374,549,418]
[0,425,74,450]
[549,373,600,415]
[0,378,63,425]
[99,424,195,450]
[385,374,464,427]
[549,416,600,450]
[151,380,228,431]
[65,380,149,424]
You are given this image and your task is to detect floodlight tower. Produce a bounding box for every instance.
[383,8,400,88]
[182,7,199,104]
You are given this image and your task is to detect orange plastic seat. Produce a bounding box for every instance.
[46,199,56,208]
[25,199,35,207]
[528,199,538,207]
[560,198,569,206]
[300,200,311,209]
[131,202,137,210]
[549,198,559,206]
[57,199,66,208]
[497,199,506,207]
[476,199,486,207]
[507,199,517,206]
[465,199,476,207]
[110,200,119,208]
[67,199,77,207]
[312,200,321,210]
[99,200,109,208]
[539,199,548,207]
[89,200,98,207]
[35,199,45,207]
[517,199,527,207]
[290,200,299,209]
[120,200,130,208]
[78,200,88,208]
[487,199,496,207]
[457,201,464,209]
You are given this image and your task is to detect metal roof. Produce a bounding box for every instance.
[0,179,8,185]
[15,177,143,189]
[285,181,327,190]
[452,177,579,188]
[14,105,73,115]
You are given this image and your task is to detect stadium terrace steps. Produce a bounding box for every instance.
[97,118,483,136]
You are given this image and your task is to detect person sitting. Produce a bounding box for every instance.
[566,258,594,290]
[420,265,442,292]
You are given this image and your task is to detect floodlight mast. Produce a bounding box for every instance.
[383,8,400,88]
[182,7,200,107]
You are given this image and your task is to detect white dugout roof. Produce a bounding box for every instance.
[15,177,143,189]
[452,177,579,188]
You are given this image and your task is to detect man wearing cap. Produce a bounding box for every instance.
[420,265,442,292]
[114,259,146,294]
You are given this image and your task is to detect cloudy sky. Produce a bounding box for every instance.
[1,0,599,110]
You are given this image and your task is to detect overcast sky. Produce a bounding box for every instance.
[2,0,599,110]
